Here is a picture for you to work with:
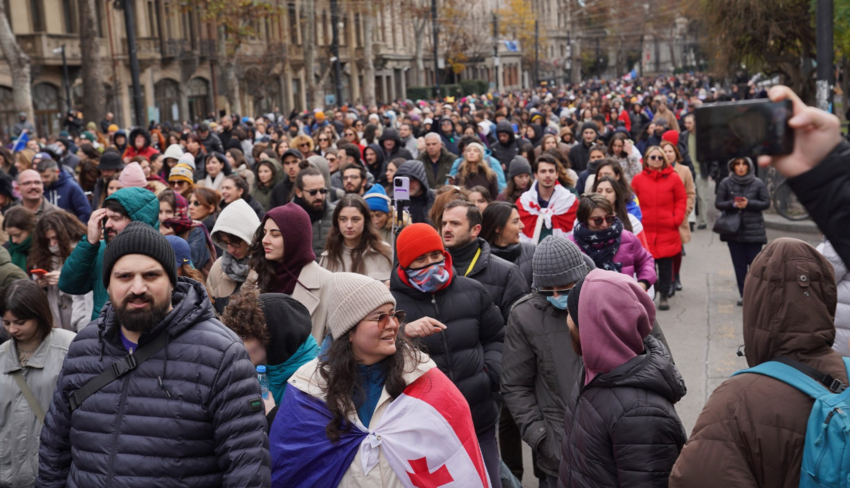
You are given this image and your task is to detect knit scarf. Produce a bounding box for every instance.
[572,217,624,272]
[728,159,756,186]
[163,193,217,263]
[221,252,251,282]
[8,234,31,272]
[266,335,319,405]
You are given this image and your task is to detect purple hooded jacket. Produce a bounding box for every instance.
[569,229,657,286]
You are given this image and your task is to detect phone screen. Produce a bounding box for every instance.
[694,99,794,162]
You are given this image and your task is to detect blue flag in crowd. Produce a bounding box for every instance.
[11,131,28,152]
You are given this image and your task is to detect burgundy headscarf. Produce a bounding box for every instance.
[263,203,316,295]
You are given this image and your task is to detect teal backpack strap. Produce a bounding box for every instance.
[732,361,836,399]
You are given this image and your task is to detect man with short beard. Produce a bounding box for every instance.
[292,166,335,256]
[38,222,270,487]
[59,187,160,319]
[341,164,370,195]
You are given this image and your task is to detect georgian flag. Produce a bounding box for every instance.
[271,367,491,488]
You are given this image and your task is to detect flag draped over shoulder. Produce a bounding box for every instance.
[270,367,491,488]
[517,182,578,244]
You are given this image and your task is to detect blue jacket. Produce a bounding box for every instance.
[45,169,92,223]
[447,151,507,192]
[58,187,160,319]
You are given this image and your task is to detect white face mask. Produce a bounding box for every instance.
[48,244,60,255]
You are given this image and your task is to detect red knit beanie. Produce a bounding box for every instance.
[662,130,679,146]
[396,223,445,269]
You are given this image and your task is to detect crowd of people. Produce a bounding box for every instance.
[1,74,849,488]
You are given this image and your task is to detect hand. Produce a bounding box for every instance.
[638,281,648,291]
[737,197,748,209]
[160,226,174,236]
[87,208,107,245]
[757,85,843,178]
[44,270,60,286]
[624,139,634,154]
[403,317,447,338]
[262,393,276,415]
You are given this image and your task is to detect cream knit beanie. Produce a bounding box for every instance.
[328,273,397,339]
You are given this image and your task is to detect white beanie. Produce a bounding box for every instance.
[328,273,396,340]
[178,153,196,170]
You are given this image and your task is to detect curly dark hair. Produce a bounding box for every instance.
[220,285,270,346]
[29,210,86,272]
[319,333,422,442]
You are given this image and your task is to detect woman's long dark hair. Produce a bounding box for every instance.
[592,175,633,233]
[29,210,86,272]
[0,279,54,341]
[480,201,515,245]
[319,332,422,442]
[248,222,276,293]
[323,194,391,274]
[362,124,379,145]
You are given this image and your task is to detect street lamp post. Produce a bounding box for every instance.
[330,0,343,106]
[53,45,72,112]
[117,0,145,126]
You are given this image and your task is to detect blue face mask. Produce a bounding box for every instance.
[547,293,569,310]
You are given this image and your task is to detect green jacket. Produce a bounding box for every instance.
[0,247,26,293]
[58,187,160,320]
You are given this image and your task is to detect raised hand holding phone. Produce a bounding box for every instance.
[87,208,108,245]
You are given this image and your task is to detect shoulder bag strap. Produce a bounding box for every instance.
[11,370,46,423]
[771,356,848,394]
[68,329,170,412]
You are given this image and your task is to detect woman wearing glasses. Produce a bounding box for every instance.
[630,146,687,311]
[290,134,315,158]
[314,132,335,157]
[189,186,220,234]
[319,194,393,282]
[167,163,195,199]
[271,273,485,487]
[341,127,365,155]
[568,193,656,291]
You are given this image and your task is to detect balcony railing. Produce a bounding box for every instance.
[16,33,107,63]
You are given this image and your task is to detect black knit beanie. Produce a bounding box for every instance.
[103,222,177,287]
[567,276,586,330]
[260,293,313,365]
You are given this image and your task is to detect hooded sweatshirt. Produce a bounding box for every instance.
[490,120,518,172]
[364,143,388,186]
[670,238,848,488]
[44,168,92,223]
[269,148,304,208]
[122,128,160,161]
[378,128,413,164]
[58,187,160,319]
[261,204,316,295]
[568,122,598,173]
[393,160,435,225]
[250,158,286,211]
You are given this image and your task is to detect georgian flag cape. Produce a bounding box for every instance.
[517,181,579,244]
[270,359,491,488]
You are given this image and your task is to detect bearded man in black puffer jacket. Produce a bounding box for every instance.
[37,222,270,488]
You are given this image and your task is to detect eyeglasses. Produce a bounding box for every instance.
[588,214,615,227]
[304,188,328,196]
[648,155,665,161]
[533,288,573,297]
[366,310,406,329]
[189,200,203,207]
[318,138,329,142]
[343,175,361,181]
[299,142,310,147]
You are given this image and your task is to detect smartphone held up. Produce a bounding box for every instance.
[694,99,794,163]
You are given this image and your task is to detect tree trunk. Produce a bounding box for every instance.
[218,27,241,115]
[78,0,105,124]
[303,0,322,109]
[362,1,376,107]
[0,1,34,124]
[413,18,426,86]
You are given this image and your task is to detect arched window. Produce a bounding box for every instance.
[186,77,209,123]
[0,87,15,142]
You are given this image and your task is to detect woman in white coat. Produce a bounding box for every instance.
[818,239,850,356]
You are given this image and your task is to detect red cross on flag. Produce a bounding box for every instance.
[359,368,492,487]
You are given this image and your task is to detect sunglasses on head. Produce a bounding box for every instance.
[366,310,407,329]
[533,288,573,297]
[305,188,328,196]
[589,215,615,226]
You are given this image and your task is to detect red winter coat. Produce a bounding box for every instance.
[630,166,686,259]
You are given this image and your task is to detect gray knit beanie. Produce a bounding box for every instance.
[328,273,397,339]
[508,156,532,180]
[532,236,589,288]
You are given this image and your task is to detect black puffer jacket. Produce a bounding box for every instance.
[715,158,770,244]
[491,121,519,172]
[490,242,535,288]
[557,336,686,488]
[390,266,505,434]
[452,238,530,323]
[36,278,270,487]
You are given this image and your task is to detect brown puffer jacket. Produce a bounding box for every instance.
[669,238,847,488]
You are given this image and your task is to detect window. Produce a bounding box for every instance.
[95,0,104,36]
[147,0,158,37]
[354,13,361,47]
[0,86,15,142]
[33,83,61,137]
[30,0,44,32]
[62,0,78,33]
[155,79,181,125]
[288,2,298,45]
[186,77,209,123]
